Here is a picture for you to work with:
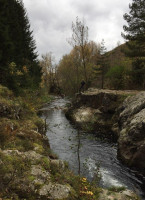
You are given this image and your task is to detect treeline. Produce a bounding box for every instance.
[57,0,145,95]
[0,0,41,94]
[1,0,144,96]
[57,17,107,96]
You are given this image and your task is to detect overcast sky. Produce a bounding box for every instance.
[23,0,132,63]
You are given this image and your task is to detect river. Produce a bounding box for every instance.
[40,97,145,199]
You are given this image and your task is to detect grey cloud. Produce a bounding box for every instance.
[23,0,131,62]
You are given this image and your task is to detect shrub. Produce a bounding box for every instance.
[106,65,129,89]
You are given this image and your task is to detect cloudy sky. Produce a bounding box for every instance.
[23,0,132,63]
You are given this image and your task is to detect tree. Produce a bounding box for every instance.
[106,64,131,89]
[57,42,100,96]
[0,0,14,85]
[57,53,81,96]
[94,39,107,89]
[122,0,145,87]
[40,53,57,93]
[0,0,41,92]
[69,17,89,85]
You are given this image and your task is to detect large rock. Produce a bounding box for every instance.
[67,88,145,173]
[66,89,128,140]
[99,189,139,200]
[39,183,71,199]
[117,92,145,173]
[3,149,43,163]
[75,89,120,113]
[31,165,50,181]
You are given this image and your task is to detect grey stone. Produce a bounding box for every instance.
[31,165,50,181]
[50,159,65,169]
[39,183,71,199]
[117,92,145,172]
[99,189,139,200]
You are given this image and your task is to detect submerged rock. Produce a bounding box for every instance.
[73,106,101,123]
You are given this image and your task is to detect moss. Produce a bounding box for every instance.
[0,85,13,98]
[0,152,31,193]
[4,137,34,152]
[44,148,58,158]
[107,191,112,195]
[108,186,126,192]
[33,143,44,154]
[36,156,51,171]
[40,95,53,104]
[33,117,45,134]
[28,175,35,182]
[41,157,50,170]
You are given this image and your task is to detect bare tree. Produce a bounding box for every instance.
[39,52,56,92]
[69,17,89,86]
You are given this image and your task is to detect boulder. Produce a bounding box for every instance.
[39,183,71,199]
[117,92,145,173]
[66,89,125,140]
[99,189,139,200]
[31,165,50,181]
[3,149,43,162]
[50,159,65,169]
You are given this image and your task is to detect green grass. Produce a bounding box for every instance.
[108,186,126,192]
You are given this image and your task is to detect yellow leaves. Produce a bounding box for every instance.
[16,70,23,76]
[23,65,29,73]
[9,62,29,76]
[80,177,94,198]
[82,177,87,182]
[9,62,16,74]
[9,62,16,69]
[84,186,87,190]
[80,190,94,196]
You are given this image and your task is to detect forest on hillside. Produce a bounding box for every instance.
[55,0,145,95]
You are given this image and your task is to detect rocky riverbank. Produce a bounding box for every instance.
[0,85,75,199]
[117,92,145,174]
[0,85,140,200]
[66,88,145,175]
[66,89,137,140]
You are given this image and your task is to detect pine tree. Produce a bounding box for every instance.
[0,0,41,91]
[122,0,145,87]
[94,39,107,89]
[0,0,14,84]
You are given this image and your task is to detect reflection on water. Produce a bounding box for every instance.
[40,97,145,200]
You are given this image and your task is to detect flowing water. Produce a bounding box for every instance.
[40,97,145,199]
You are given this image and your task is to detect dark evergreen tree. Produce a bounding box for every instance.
[94,39,108,89]
[122,0,145,87]
[0,0,14,84]
[0,0,41,92]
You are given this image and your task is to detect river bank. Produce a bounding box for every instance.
[41,97,145,200]
[65,88,145,175]
[0,85,141,200]
[0,85,79,200]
